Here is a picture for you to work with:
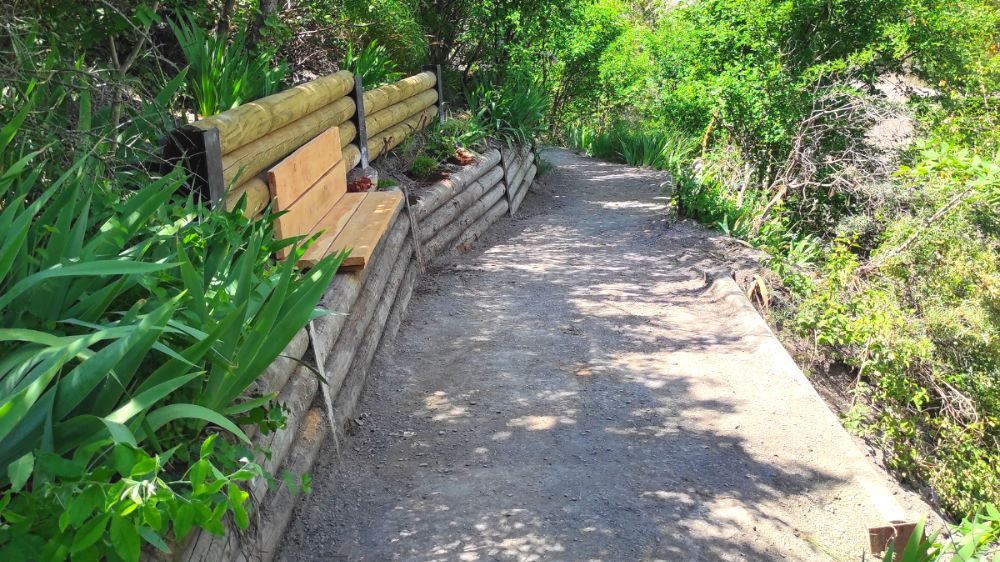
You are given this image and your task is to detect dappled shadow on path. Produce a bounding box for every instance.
[277,149,866,562]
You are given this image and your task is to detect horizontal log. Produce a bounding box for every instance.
[225,176,270,217]
[319,218,409,400]
[251,364,319,500]
[511,164,537,215]
[252,407,327,562]
[419,167,504,243]
[221,96,356,186]
[332,245,415,425]
[343,144,361,169]
[192,71,354,155]
[503,152,530,205]
[452,196,510,254]
[414,149,502,221]
[366,89,438,138]
[509,151,533,198]
[378,254,419,351]
[363,71,436,115]
[502,145,530,185]
[368,106,438,161]
[424,181,506,260]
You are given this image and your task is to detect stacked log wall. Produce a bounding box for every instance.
[171,144,537,562]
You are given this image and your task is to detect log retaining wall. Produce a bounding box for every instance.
[173,146,536,562]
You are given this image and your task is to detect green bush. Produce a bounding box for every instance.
[467,75,548,146]
[0,53,341,560]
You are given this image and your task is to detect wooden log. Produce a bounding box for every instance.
[511,164,536,216]
[318,218,409,403]
[251,364,319,500]
[362,71,436,116]
[225,176,271,217]
[367,106,438,161]
[251,407,327,562]
[508,151,533,199]
[378,252,419,351]
[221,96,356,186]
[414,149,502,221]
[501,145,529,185]
[343,144,361,169]
[191,71,354,155]
[331,244,414,426]
[423,181,506,260]
[418,167,503,243]
[451,196,510,254]
[365,89,438,138]
[502,152,529,204]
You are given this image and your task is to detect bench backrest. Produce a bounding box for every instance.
[266,128,347,259]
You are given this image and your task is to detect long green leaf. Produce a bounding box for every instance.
[0,260,178,312]
[142,404,249,444]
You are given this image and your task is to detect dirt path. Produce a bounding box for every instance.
[277,148,932,561]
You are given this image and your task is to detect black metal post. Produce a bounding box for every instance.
[163,125,226,206]
[350,74,370,169]
[422,64,445,122]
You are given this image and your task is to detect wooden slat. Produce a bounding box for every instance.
[325,191,404,269]
[273,159,348,244]
[297,193,367,264]
[267,128,343,209]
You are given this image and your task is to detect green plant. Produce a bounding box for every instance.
[408,154,438,179]
[877,504,1000,561]
[0,73,341,559]
[343,40,403,88]
[467,76,548,146]
[425,115,488,162]
[170,14,287,117]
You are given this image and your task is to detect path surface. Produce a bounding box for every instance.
[278,149,931,561]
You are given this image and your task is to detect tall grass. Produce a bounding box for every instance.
[344,41,403,87]
[467,76,548,146]
[170,14,286,117]
[566,123,696,173]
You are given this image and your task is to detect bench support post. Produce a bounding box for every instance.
[163,125,226,206]
[422,64,445,122]
[351,74,371,169]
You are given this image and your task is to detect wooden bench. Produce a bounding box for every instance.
[266,127,403,268]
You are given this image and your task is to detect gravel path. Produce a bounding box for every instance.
[277,148,932,561]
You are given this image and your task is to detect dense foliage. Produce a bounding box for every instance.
[2,0,998,557]
[557,0,999,523]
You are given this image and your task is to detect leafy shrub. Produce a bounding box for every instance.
[343,41,403,88]
[878,503,1000,561]
[467,76,548,146]
[425,115,488,163]
[170,14,287,117]
[0,58,340,560]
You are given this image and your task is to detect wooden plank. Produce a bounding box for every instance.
[297,193,366,264]
[267,127,343,210]
[329,191,404,269]
[275,160,349,243]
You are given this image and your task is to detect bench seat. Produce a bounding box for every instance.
[266,127,403,269]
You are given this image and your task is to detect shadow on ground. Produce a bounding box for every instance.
[276,149,911,562]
